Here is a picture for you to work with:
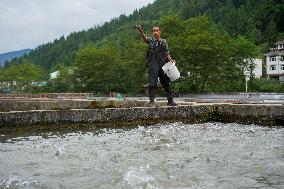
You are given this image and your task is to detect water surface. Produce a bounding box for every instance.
[0,122,283,189]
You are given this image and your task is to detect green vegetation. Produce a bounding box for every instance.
[161,16,258,92]
[1,0,284,94]
[249,78,284,92]
[0,60,43,92]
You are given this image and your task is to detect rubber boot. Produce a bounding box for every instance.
[148,84,156,107]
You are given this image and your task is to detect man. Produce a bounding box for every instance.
[136,25,177,106]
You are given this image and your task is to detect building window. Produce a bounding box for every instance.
[281,64,284,70]
[270,56,276,61]
[270,65,276,70]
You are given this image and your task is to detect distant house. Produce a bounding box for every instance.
[248,58,263,78]
[50,68,75,80]
[264,40,284,83]
[50,71,60,80]
[31,81,47,87]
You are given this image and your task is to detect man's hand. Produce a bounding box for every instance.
[166,54,175,64]
[136,25,143,33]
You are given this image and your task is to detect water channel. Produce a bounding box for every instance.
[0,122,283,189]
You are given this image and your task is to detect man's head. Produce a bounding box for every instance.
[152,26,161,39]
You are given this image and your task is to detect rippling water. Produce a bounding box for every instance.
[0,122,283,189]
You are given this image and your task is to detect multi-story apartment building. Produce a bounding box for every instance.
[264,40,284,83]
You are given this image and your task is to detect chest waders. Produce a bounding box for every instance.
[147,39,174,104]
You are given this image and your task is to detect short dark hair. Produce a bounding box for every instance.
[152,26,160,31]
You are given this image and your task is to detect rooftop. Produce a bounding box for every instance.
[264,51,284,56]
[275,40,284,45]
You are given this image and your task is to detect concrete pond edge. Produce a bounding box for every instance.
[1,104,284,129]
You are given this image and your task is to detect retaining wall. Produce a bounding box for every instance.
[1,103,283,128]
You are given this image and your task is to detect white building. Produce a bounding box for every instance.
[252,58,262,78]
[50,68,75,80]
[243,58,262,78]
[50,71,60,80]
[264,40,284,82]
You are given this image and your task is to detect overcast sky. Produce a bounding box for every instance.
[0,0,155,53]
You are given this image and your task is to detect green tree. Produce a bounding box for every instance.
[266,19,278,45]
[160,15,257,93]
[16,60,43,91]
[119,36,148,95]
[74,45,122,94]
[0,60,43,92]
[49,65,75,92]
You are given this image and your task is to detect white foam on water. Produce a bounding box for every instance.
[124,165,156,188]
[1,122,283,189]
[54,145,65,159]
[0,174,39,188]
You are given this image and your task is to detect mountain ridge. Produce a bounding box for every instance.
[0,49,32,67]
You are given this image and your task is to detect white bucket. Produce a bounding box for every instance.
[162,62,180,81]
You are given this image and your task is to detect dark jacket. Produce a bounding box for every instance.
[146,37,169,67]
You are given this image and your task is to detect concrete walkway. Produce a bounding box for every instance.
[0,98,283,127]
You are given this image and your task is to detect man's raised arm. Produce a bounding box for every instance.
[136,25,148,43]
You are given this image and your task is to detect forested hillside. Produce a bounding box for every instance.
[6,0,284,71]
[1,0,284,93]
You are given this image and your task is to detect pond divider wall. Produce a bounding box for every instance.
[1,103,283,128]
